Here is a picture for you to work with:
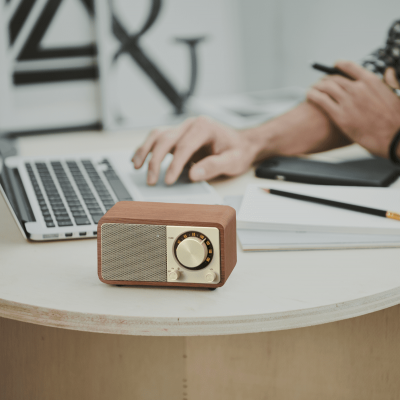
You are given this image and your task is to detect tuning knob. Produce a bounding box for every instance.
[176,237,207,269]
[168,270,181,281]
[205,271,217,282]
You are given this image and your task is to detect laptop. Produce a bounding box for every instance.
[0,140,222,242]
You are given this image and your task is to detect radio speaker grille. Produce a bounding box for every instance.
[101,223,167,282]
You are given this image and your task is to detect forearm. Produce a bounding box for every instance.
[242,101,352,164]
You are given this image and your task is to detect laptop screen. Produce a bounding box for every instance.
[0,141,27,238]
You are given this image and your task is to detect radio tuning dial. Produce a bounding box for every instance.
[176,237,207,268]
[174,231,214,270]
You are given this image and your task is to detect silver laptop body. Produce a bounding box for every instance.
[0,145,222,242]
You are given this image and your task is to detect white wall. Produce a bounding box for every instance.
[238,0,282,91]
[239,0,399,90]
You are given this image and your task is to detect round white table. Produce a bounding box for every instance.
[1,130,400,400]
[1,130,400,336]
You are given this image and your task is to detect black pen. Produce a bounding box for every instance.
[262,188,400,221]
[312,63,354,80]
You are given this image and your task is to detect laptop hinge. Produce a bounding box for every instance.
[7,167,35,223]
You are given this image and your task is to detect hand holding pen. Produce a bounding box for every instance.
[312,63,353,80]
[308,60,400,161]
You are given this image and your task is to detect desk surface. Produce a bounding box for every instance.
[1,130,400,336]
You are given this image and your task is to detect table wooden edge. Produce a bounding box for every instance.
[1,286,400,336]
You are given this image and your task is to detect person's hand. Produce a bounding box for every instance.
[384,67,400,90]
[306,61,400,158]
[132,116,257,185]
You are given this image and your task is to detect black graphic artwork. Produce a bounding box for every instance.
[9,0,36,45]
[7,0,97,85]
[110,0,206,115]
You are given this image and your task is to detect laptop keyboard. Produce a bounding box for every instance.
[66,161,104,224]
[25,163,56,228]
[52,162,92,225]
[100,159,134,201]
[26,159,132,229]
[35,162,73,227]
[81,160,117,211]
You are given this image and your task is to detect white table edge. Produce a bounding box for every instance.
[1,285,400,336]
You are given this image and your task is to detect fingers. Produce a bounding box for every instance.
[132,118,195,169]
[384,67,400,89]
[307,88,341,121]
[133,115,237,186]
[164,122,213,185]
[145,118,195,185]
[335,60,373,81]
[313,79,347,103]
[146,137,176,185]
[322,74,354,92]
[189,151,237,182]
[132,128,163,169]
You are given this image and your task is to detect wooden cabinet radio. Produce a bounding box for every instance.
[98,202,237,288]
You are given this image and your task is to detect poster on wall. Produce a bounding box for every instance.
[95,0,244,130]
[0,0,101,134]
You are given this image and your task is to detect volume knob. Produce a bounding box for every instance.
[168,270,180,281]
[205,271,217,282]
[176,237,207,269]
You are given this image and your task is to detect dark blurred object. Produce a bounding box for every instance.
[0,137,17,158]
[255,156,400,187]
[312,63,353,80]
[363,20,400,81]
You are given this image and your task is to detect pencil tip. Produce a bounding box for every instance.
[261,188,270,193]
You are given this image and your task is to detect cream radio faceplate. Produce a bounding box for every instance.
[166,226,220,284]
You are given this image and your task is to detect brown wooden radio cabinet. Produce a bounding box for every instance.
[97,201,237,288]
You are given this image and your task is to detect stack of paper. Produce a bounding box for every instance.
[226,182,400,251]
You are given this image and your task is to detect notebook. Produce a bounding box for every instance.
[236,183,400,235]
[225,196,400,251]
[237,229,400,251]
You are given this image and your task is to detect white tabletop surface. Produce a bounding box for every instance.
[1,130,400,336]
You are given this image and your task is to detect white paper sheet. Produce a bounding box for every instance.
[225,195,400,251]
[236,183,400,235]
